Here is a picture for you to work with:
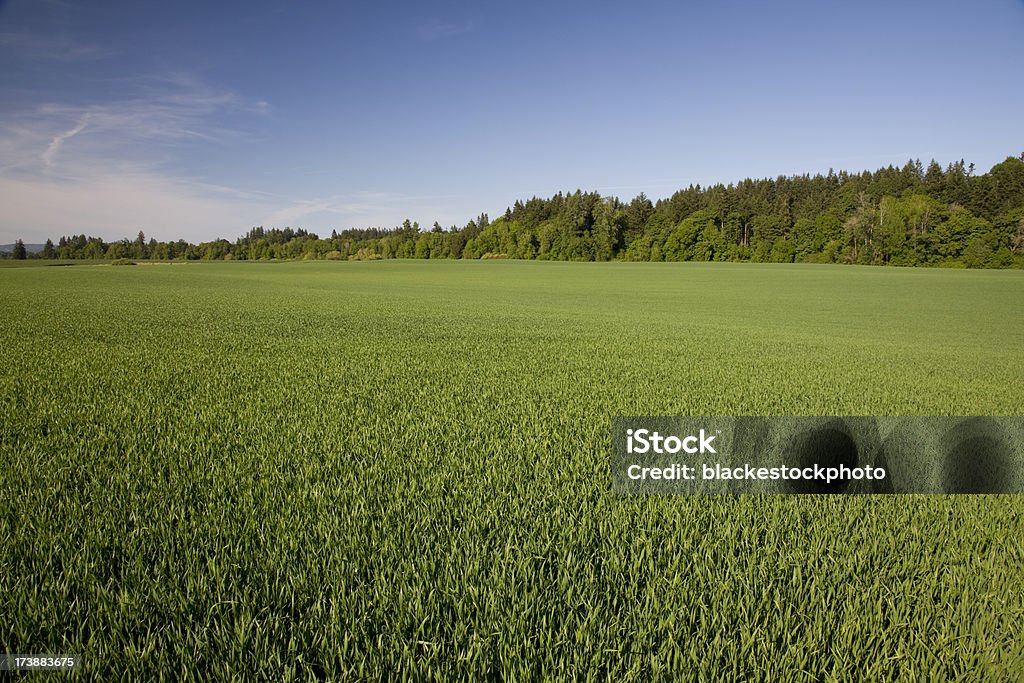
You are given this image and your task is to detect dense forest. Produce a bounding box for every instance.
[7,155,1024,268]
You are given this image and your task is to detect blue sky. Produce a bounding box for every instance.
[1,0,1022,243]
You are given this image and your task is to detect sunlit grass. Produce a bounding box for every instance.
[2,261,1022,679]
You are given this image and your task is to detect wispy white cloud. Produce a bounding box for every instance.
[260,191,462,231]
[415,19,474,42]
[0,69,471,243]
[263,200,341,227]
[0,29,117,62]
[1,75,267,182]
[0,72,283,243]
[42,112,91,168]
[0,174,468,243]
[0,171,273,244]
[26,77,265,158]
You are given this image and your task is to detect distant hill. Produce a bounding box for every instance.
[0,243,46,254]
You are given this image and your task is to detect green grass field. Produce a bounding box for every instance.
[2,261,1023,680]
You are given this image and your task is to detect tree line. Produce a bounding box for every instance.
[6,154,1024,268]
